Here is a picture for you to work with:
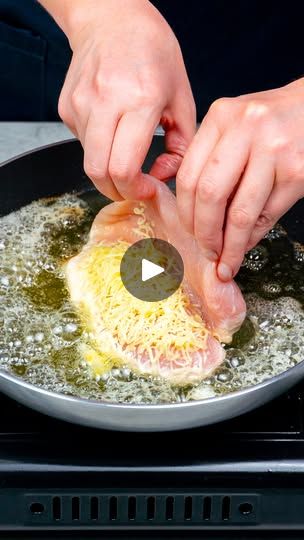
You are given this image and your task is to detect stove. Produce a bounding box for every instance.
[0,383,304,535]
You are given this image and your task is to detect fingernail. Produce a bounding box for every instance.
[218,262,233,281]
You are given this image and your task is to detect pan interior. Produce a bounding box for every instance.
[0,187,304,405]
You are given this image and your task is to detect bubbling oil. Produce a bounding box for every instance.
[0,193,303,404]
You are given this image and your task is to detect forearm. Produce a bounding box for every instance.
[38,0,116,45]
[38,0,152,43]
[38,1,82,36]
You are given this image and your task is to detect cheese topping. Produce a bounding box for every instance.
[70,240,210,372]
[65,202,220,382]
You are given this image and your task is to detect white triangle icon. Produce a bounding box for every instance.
[141,259,164,282]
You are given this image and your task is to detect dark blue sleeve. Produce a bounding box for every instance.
[0,0,71,120]
[152,0,304,120]
[1,0,304,121]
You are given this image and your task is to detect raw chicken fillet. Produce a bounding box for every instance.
[66,181,246,385]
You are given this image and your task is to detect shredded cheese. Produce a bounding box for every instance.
[65,203,219,383]
[67,240,210,370]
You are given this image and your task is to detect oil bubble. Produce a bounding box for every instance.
[261,282,282,298]
[216,368,233,383]
[225,349,246,368]
[243,245,269,272]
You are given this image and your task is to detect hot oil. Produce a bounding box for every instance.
[0,193,303,404]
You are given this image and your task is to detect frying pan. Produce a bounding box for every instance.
[0,135,304,432]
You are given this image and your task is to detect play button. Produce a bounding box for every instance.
[120,238,184,302]
[142,259,164,282]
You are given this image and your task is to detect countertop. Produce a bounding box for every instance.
[0,122,74,163]
[0,122,166,164]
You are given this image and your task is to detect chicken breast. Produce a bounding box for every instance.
[90,180,246,341]
[66,181,246,386]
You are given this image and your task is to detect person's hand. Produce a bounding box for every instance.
[56,0,195,201]
[176,79,304,281]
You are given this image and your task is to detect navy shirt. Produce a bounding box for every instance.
[0,0,304,120]
[0,0,71,120]
[152,0,304,118]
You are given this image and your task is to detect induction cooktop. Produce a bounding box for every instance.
[0,380,304,534]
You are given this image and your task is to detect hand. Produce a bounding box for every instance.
[176,79,304,281]
[56,0,195,201]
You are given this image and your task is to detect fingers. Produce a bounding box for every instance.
[108,110,160,200]
[83,108,122,201]
[193,128,251,260]
[175,114,220,234]
[246,184,302,252]
[149,122,193,181]
[61,85,161,201]
[150,92,197,182]
[218,153,275,281]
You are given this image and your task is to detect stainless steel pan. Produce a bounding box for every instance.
[0,136,303,432]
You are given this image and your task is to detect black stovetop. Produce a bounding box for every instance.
[2,383,304,533]
[2,379,303,463]
[1,380,304,478]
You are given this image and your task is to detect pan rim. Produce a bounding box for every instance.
[0,357,303,411]
[0,137,77,168]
